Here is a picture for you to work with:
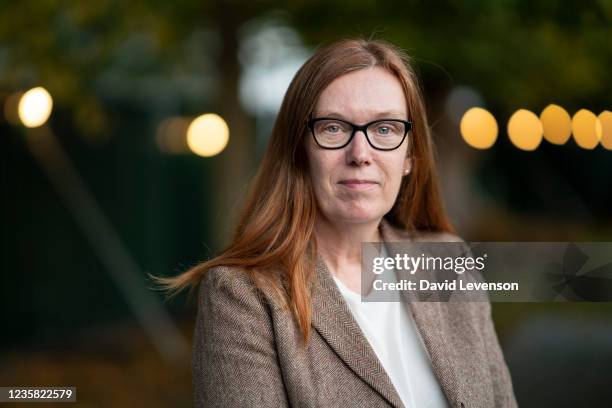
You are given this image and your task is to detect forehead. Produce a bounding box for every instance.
[314,66,408,119]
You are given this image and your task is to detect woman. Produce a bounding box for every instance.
[161,38,517,407]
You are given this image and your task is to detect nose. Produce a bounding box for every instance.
[346,130,373,166]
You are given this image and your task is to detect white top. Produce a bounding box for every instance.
[332,244,449,408]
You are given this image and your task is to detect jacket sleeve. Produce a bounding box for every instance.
[193,266,289,408]
[479,301,519,408]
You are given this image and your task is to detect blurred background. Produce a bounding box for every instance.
[1,0,611,406]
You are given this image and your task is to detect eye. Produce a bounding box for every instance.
[372,121,402,136]
[324,124,341,133]
[316,120,349,134]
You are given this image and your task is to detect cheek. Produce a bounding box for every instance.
[309,152,340,188]
[383,152,407,180]
[308,164,332,207]
[381,155,407,196]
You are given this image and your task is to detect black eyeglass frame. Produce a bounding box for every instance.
[306,117,413,151]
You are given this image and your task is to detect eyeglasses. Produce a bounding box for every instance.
[306,117,412,151]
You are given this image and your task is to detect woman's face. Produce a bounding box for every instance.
[305,66,411,226]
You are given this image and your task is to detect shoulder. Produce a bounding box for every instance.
[200,265,254,292]
[198,265,265,309]
[409,230,471,260]
[198,265,282,313]
[382,220,471,261]
[410,230,464,243]
[382,219,465,243]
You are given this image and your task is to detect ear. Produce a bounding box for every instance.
[403,157,412,176]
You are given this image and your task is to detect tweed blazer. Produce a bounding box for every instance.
[193,219,518,408]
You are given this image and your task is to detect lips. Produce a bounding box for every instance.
[339,179,378,185]
[338,179,379,190]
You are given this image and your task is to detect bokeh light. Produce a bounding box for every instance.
[507,109,543,151]
[17,87,53,128]
[572,109,602,150]
[540,104,571,145]
[597,111,612,151]
[459,107,498,149]
[186,113,229,157]
[239,22,308,117]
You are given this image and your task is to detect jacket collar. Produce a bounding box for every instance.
[311,218,463,408]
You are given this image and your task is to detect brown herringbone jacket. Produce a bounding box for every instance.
[193,219,518,407]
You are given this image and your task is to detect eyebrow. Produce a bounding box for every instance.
[315,111,408,120]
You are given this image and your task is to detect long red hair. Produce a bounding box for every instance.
[156,38,454,343]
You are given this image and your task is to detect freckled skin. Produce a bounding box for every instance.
[306,67,412,225]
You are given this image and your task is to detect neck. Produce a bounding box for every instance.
[314,216,383,276]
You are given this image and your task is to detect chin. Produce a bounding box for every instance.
[320,198,388,225]
[335,208,383,224]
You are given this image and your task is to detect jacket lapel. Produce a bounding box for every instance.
[379,219,464,406]
[311,253,406,408]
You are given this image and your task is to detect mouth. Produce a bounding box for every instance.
[338,179,379,190]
